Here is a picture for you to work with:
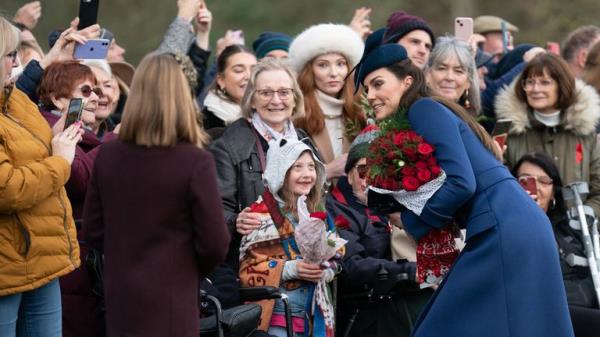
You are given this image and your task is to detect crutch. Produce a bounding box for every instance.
[563,182,600,305]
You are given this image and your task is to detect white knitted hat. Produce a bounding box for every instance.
[288,23,365,74]
[263,138,326,195]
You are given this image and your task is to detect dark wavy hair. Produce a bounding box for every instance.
[511,152,566,220]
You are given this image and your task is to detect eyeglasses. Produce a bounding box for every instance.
[5,50,17,63]
[256,88,293,101]
[79,85,104,98]
[518,175,554,186]
[356,164,368,180]
[522,78,555,90]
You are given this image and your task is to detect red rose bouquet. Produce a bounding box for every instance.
[364,112,458,289]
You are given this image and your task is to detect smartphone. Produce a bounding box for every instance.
[454,17,473,42]
[232,30,245,45]
[501,21,509,54]
[519,176,538,196]
[78,0,100,30]
[491,119,512,149]
[64,98,83,131]
[546,42,560,55]
[73,39,110,59]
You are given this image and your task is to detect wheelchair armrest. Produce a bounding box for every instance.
[239,286,282,302]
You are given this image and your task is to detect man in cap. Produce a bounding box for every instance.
[474,15,519,59]
[382,11,435,69]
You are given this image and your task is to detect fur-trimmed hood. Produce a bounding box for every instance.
[288,23,364,74]
[495,79,600,136]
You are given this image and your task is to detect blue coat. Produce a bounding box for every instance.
[400,98,574,337]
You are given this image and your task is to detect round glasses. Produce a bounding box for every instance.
[255,88,293,101]
[522,78,555,91]
[79,84,104,98]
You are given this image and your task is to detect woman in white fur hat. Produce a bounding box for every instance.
[288,24,365,179]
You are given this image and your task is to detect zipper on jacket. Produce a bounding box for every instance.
[14,214,31,257]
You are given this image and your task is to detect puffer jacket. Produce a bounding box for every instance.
[0,88,80,296]
[496,79,600,215]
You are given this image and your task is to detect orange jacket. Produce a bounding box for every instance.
[0,88,80,296]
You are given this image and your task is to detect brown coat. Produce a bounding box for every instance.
[83,140,230,337]
[496,79,600,215]
[0,88,79,296]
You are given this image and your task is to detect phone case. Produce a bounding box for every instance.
[78,0,100,29]
[454,17,473,41]
[64,99,83,130]
[73,39,110,60]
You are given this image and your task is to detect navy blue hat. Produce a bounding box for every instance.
[252,32,292,59]
[490,43,536,79]
[353,44,409,90]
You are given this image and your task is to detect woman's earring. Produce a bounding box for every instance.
[464,89,471,109]
[552,198,556,209]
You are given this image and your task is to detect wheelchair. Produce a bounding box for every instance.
[199,286,293,337]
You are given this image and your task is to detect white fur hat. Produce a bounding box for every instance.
[288,23,364,74]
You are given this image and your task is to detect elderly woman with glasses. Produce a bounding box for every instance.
[496,53,600,217]
[210,58,321,276]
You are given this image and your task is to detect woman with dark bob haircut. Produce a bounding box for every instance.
[512,152,600,337]
[496,53,600,217]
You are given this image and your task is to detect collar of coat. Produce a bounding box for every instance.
[495,79,600,136]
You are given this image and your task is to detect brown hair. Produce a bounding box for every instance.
[278,150,324,216]
[207,45,254,103]
[38,61,97,110]
[388,59,502,160]
[582,40,600,93]
[119,53,208,147]
[514,53,575,112]
[293,57,365,138]
[240,57,305,119]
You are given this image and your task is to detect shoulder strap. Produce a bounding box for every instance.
[247,119,267,171]
[261,188,285,228]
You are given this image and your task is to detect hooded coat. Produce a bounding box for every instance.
[496,79,600,215]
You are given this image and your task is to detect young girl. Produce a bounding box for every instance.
[239,138,339,337]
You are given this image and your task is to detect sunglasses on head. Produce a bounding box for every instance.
[356,164,368,180]
[79,85,103,98]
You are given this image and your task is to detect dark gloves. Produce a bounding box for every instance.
[367,189,407,214]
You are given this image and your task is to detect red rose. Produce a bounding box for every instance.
[402,176,421,191]
[386,151,397,160]
[415,161,428,170]
[401,166,417,177]
[417,143,434,156]
[249,202,268,213]
[310,211,327,221]
[430,165,442,176]
[407,131,418,139]
[402,146,417,157]
[417,168,432,182]
[334,214,351,229]
[427,156,437,166]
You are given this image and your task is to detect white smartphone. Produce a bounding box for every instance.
[454,17,474,42]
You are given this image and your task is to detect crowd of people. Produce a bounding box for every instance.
[2,1,600,337]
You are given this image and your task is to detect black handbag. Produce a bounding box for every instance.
[199,302,262,337]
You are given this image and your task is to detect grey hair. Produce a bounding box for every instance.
[240,57,305,119]
[425,36,481,115]
[561,25,600,63]
[82,59,113,77]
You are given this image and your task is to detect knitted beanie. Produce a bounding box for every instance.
[252,31,292,59]
[383,11,435,46]
[344,124,380,173]
[264,139,326,195]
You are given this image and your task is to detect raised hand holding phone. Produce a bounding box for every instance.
[64,98,84,131]
[78,0,99,30]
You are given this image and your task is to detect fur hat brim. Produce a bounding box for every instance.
[288,23,364,74]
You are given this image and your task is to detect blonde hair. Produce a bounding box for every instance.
[0,17,20,91]
[119,52,208,147]
[240,57,305,119]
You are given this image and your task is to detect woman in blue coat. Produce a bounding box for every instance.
[354,43,574,336]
